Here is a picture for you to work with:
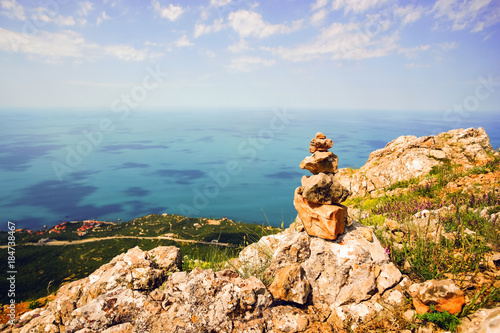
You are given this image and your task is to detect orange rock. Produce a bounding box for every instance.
[409,279,465,315]
[293,188,347,240]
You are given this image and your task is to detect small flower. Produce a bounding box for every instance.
[384,246,391,255]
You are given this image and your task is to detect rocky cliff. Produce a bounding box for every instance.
[2,128,499,333]
[337,127,496,197]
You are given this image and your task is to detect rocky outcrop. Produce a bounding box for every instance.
[230,221,405,330]
[295,132,350,240]
[458,307,500,333]
[337,127,497,197]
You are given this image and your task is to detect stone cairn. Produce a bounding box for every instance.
[293,132,350,240]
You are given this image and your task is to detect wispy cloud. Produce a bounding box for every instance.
[263,21,398,62]
[432,0,500,32]
[77,1,94,17]
[311,8,329,25]
[152,0,184,22]
[0,27,159,64]
[228,10,303,39]
[194,19,224,38]
[331,0,391,14]
[0,0,25,20]
[96,11,110,26]
[174,34,193,47]
[398,45,430,59]
[312,0,329,11]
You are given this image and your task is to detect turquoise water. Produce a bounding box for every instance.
[1,109,499,230]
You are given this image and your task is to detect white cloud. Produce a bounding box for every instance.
[0,27,157,64]
[394,5,424,26]
[0,28,90,63]
[174,34,193,47]
[398,45,430,59]
[210,0,231,7]
[96,11,110,26]
[432,0,500,32]
[331,0,391,14]
[152,0,184,22]
[227,39,252,53]
[228,10,303,39]
[311,8,328,25]
[194,19,224,38]
[228,56,275,72]
[103,45,154,61]
[0,0,25,20]
[77,1,94,17]
[263,21,398,62]
[438,41,458,51]
[312,0,329,11]
[32,8,76,27]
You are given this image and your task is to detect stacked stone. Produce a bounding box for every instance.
[293,132,350,240]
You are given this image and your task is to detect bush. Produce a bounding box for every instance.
[27,300,42,310]
[416,306,460,332]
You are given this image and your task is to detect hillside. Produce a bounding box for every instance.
[1,127,499,333]
[0,215,280,304]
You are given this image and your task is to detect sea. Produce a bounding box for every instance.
[1,108,499,231]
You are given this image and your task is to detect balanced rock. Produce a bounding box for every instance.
[309,132,333,153]
[300,151,338,174]
[293,188,347,240]
[300,172,350,204]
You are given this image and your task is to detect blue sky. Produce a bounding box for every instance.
[0,0,499,111]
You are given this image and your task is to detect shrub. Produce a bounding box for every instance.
[416,307,460,332]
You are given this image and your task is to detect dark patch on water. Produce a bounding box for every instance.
[123,187,150,197]
[9,180,123,219]
[154,169,206,185]
[114,162,150,169]
[0,144,64,171]
[101,143,169,153]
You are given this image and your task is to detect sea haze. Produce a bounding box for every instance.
[1,109,499,231]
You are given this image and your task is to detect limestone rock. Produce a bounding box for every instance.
[409,279,465,315]
[377,262,402,292]
[300,151,339,175]
[156,268,273,332]
[337,127,497,197]
[300,173,350,204]
[458,307,500,333]
[268,263,310,305]
[309,132,333,153]
[294,188,347,240]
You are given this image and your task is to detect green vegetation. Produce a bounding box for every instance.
[0,214,281,304]
[352,160,500,292]
[416,306,460,332]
